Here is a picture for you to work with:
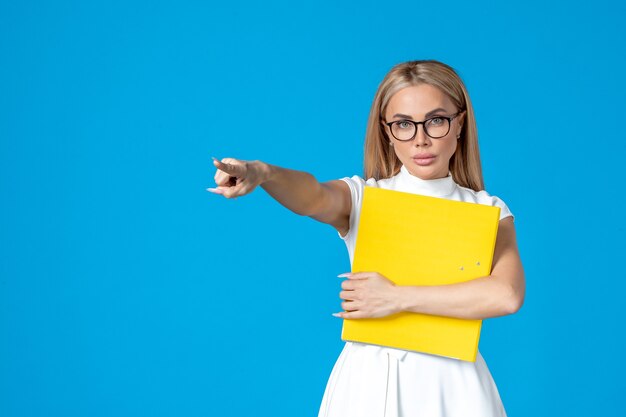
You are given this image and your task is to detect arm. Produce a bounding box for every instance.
[257,161,349,222]
[212,158,351,233]
[393,216,526,320]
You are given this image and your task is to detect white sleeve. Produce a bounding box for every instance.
[491,195,515,221]
[337,175,365,242]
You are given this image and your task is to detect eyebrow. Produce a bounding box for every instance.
[392,108,449,120]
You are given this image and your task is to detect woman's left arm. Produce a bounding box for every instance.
[336,217,525,320]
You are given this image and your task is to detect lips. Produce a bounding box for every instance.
[412,154,436,166]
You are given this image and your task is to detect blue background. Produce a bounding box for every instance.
[1,1,625,416]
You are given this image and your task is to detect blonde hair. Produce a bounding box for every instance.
[363,60,484,191]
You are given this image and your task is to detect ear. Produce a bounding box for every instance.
[379,119,389,134]
[457,110,466,130]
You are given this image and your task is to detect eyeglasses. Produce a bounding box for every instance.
[383,111,464,141]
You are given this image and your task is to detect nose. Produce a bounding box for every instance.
[413,124,430,146]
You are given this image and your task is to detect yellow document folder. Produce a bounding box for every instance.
[341,186,501,362]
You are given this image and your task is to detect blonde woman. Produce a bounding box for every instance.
[208,59,525,417]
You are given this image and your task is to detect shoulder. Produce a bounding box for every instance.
[338,174,378,187]
[455,184,515,222]
[337,174,385,196]
[456,184,507,206]
[338,175,401,208]
[338,174,395,190]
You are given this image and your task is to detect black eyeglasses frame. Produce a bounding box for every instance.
[382,111,464,141]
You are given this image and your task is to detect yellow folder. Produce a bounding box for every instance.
[341,186,501,362]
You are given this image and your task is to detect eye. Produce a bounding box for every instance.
[396,120,412,129]
[428,117,445,126]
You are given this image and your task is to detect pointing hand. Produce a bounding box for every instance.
[207,157,264,199]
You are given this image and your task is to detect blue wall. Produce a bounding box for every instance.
[1,1,624,416]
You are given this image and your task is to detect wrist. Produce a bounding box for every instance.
[393,284,407,314]
[394,285,417,314]
[251,160,272,184]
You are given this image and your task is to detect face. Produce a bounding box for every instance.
[381,84,465,180]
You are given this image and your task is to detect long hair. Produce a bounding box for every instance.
[363,60,484,191]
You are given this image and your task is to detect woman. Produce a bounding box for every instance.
[208,59,525,417]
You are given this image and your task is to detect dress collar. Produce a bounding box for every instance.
[395,164,457,197]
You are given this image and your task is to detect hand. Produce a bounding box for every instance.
[207,157,265,199]
[333,271,401,319]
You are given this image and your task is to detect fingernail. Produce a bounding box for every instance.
[337,273,351,278]
[206,188,222,194]
[332,313,342,318]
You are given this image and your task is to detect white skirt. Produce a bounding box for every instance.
[317,341,507,417]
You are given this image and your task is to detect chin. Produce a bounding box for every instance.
[408,163,446,179]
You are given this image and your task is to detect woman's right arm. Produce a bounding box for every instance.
[209,157,352,235]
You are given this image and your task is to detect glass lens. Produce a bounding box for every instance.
[424,117,450,138]
[391,121,416,140]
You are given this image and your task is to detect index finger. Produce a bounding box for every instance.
[212,157,244,176]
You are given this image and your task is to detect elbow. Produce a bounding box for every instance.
[504,287,525,315]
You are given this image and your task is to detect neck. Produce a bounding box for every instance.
[396,164,456,197]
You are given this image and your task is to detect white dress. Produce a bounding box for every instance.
[317,164,514,417]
